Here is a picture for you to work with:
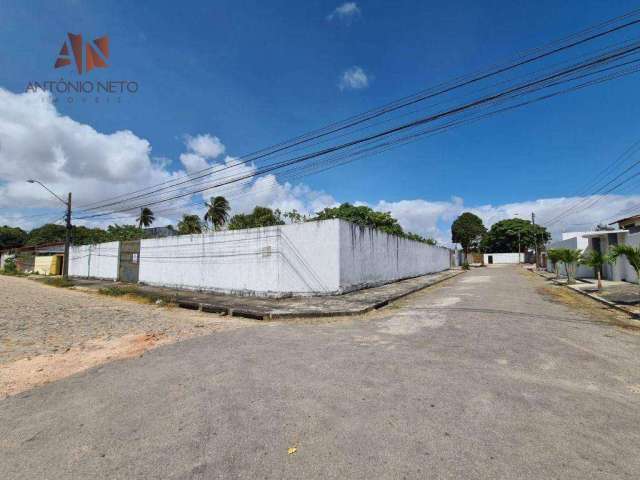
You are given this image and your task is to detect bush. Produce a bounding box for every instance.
[2,257,17,274]
[462,261,470,270]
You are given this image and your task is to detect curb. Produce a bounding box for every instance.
[177,270,464,320]
[531,269,640,328]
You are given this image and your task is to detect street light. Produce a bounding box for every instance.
[27,180,72,280]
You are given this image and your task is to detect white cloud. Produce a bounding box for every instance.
[339,66,370,91]
[3,87,639,243]
[365,195,640,246]
[184,133,225,159]
[0,88,336,230]
[327,2,361,24]
[0,88,179,215]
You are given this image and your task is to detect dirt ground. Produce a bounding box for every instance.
[0,275,254,398]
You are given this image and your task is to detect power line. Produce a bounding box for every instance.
[73,9,640,214]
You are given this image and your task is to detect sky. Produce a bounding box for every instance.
[1,0,640,245]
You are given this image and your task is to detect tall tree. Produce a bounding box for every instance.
[105,224,145,241]
[26,224,67,245]
[177,214,204,234]
[482,218,550,253]
[228,206,285,230]
[0,225,28,249]
[203,196,230,230]
[137,207,155,228]
[451,212,486,258]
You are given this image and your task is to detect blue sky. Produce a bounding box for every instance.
[1,0,640,242]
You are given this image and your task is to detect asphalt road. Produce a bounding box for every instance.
[2,266,639,479]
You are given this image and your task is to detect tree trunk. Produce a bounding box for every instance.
[597,270,602,290]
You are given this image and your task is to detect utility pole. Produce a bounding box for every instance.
[531,212,537,269]
[64,192,72,280]
[27,180,72,280]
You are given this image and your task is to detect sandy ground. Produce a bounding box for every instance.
[0,275,254,398]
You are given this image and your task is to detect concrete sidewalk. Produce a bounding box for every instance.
[70,270,463,320]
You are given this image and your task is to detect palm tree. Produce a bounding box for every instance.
[137,207,155,228]
[547,248,563,279]
[177,214,203,235]
[580,249,611,290]
[560,248,582,284]
[609,244,640,285]
[203,196,230,231]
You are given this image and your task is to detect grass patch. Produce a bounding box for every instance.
[98,286,140,297]
[39,276,76,288]
[0,269,27,277]
[97,286,177,306]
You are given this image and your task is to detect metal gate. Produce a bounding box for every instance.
[118,240,140,283]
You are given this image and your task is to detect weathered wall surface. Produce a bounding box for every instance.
[338,220,450,292]
[69,220,452,296]
[483,253,523,264]
[138,221,341,296]
[68,242,119,280]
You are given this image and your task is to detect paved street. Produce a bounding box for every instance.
[2,265,640,479]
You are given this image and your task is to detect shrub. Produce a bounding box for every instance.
[2,257,17,274]
[462,261,470,270]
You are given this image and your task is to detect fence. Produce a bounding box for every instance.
[69,219,452,296]
[68,241,120,280]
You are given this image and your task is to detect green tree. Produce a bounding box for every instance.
[482,218,550,253]
[609,244,640,285]
[314,203,404,236]
[177,214,204,234]
[72,226,109,245]
[228,206,285,230]
[580,249,612,290]
[451,212,486,259]
[0,225,27,249]
[27,224,67,245]
[547,248,563,279]
[405,232,437,245]
[560,248,582,284]
[137,207,155,228]
[105,224,146,241]
[283,209,307,224]
[203,196,230,230]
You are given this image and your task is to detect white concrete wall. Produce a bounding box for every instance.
[135,219,451,296]
[68,242,119,280]
[338,220,451,292]
[138,220,341,296]
[483,253,523,264]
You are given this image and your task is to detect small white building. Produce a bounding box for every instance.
[546,227,639,281]
[483,252,524,264]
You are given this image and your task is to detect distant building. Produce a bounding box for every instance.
[143,225,177,238]
[609,214,640,233]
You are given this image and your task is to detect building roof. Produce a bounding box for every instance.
[608,214,640,226]
[582,229,628,238]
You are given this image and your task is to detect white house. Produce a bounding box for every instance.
[546,223,640,282]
